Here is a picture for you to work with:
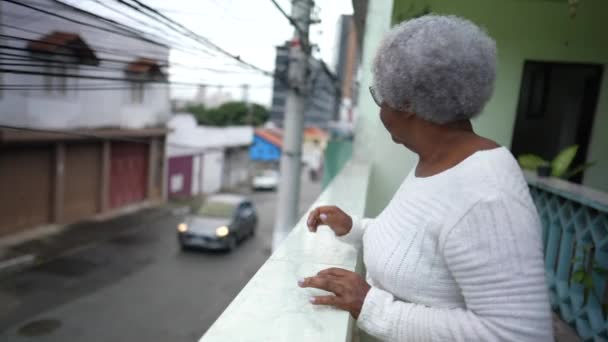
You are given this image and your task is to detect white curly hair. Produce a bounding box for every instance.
[372,15,497,124]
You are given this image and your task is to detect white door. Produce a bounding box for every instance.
[203,150,223,194]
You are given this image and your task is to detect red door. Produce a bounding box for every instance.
[110,142,148,209]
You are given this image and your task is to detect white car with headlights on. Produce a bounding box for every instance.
[177,194,257,252]
[252,169,279,191]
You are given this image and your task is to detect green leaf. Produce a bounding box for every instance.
[518,154,548,171]
[583,273,594,288]
[572,270,586,283]
[594,267,608,275]
[563,161,597,179]
[551,145,579,178]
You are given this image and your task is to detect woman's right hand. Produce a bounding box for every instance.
[307,206,353,237]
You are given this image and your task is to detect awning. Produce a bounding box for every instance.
[27,31,99,66]
[125,58,167,82]
[255,128,283,148]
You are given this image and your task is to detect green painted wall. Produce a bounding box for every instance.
[353,0,419,217]
[396,0,608,192]
[322,139,354,188]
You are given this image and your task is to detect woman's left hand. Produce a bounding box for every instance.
[298,267,371,319]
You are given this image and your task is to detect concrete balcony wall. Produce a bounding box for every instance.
[199,161,371,342]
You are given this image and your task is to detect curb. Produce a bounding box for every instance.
[0,254,36,276]
[0,206,182,278]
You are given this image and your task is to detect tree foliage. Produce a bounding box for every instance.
[184,101,269,127]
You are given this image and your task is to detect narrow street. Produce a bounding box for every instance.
[0,175,321,342]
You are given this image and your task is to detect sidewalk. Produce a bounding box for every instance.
[0,204,179,277]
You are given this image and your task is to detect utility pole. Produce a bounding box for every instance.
[242,83,253,126]
[242,83,254,187]
[0,1,3,100]
[272,0,313,250]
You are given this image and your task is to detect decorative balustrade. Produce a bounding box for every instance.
[526,172,608,341]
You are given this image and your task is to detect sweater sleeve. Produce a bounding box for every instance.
[335,216,372,246]
[357,198,553,342]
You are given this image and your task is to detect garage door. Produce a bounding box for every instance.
[0,145,53,237]
[109,142,148,209]
[167,155,193,199]
[62,142,102,223]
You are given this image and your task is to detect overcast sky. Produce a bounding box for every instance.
[68,0,354,106]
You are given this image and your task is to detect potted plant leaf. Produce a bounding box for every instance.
[571,245,608,319]
[518,145,596,179]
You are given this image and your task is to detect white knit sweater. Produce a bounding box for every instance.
[338,147,553,341]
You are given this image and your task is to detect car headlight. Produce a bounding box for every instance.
[216,226,229,237]
[177,223,188,232]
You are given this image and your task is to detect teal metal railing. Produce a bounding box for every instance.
[321,138,353,189]
[527,172,608,341]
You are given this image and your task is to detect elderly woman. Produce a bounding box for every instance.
[300,15,553,341]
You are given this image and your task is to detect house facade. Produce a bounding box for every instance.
[0,0,170,238]
[167,114,253,198]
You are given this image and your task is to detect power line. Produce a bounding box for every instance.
[88,0,218,59]
[2,0,165,47]
[0,82,272,90]
[0,67,271,89]
[92,0,215,54]
[0,45,258,75]
[121,0,272,76]
[0,22,169,60]
[153,2,257,22]
[2,2,224,62]
[0,46,258,77]
[0,5,303,92]
[2,0,276,83]
[5,0,272,75]
[51,0,171,47]
[0,45,146,66]
[269,0,312,52]
[0,85,271,91]
[268,0,341,93]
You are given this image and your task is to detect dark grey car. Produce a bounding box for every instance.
[177,194,257,252]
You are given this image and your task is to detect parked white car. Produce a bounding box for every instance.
[252,170,279,191]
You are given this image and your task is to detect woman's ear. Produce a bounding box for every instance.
[400,102,415,119]
[399,108,416,120]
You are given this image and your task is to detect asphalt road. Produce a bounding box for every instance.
[0,174,322,342]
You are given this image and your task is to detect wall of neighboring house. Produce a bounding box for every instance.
[0,144,54,236]
[354,0,608,217]
[0,0,170,129]
[203,150,224,194]
[0,137,165,237]
[0,0,170,237]
[167,149,226,199]
[222,147,250,190]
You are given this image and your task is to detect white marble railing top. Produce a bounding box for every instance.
[199,160,370,342]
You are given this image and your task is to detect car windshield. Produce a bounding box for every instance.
[197,201,236,218]
[257,170,277,177]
